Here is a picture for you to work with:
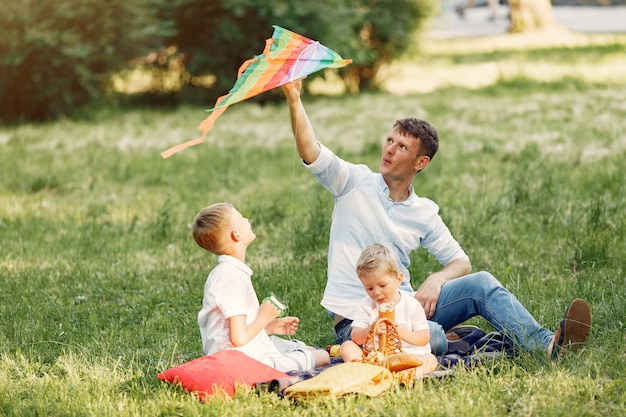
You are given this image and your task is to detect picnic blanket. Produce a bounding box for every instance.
[438,326,514,368]
[256,326,514,398]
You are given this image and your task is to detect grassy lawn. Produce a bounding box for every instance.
[1,31,625,416]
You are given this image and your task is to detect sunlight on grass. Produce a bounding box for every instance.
[0,351,167,416]
[381,31,626,93]
[421,31,626,55]
[382,57,626,93]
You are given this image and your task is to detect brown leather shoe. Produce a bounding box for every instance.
[553,298,591,357]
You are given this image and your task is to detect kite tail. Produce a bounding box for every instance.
[160,105,228,159]
[160,26,351,159]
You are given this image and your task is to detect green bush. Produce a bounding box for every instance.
[0,0,172,121]
[0,0,436,121]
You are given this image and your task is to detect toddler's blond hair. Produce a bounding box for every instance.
[356,243,399,277]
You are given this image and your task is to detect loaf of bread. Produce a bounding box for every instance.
[383,352,423,372]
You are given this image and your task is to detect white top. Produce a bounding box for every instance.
[352,290,431,356]
[305,144,469,319]
[197,255,278,362]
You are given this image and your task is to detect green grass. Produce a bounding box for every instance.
[1,33,626,416]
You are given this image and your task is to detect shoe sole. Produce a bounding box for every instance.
[446,324,482,340]
[555,298,591,355]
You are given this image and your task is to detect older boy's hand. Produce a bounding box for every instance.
[266,316,299,336]
[259,300,280,322]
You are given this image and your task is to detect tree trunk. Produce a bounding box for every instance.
[508,0,561,33]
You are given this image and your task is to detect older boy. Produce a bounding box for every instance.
[193,202,329,372]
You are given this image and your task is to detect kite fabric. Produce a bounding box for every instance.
[161,25,352,158]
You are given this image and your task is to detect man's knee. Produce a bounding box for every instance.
[469,270,503,292]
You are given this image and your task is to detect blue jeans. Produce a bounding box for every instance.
[331,271,554,354]
[431,271,554,352]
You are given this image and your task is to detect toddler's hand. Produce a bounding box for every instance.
[375,322,387,336]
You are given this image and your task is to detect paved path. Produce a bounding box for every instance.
[428,5,626,39]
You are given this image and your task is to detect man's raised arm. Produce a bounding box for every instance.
[282,80,321,165]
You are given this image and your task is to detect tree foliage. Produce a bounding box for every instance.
[0,0,436,121]
[166,0,437,100]
[0,0,172,121]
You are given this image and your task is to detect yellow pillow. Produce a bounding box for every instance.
[284,362,393,400]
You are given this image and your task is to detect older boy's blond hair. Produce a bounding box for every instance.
[356,243,400,277]
[192,202,233,254]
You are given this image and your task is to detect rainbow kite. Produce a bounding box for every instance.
[161,25,352,158]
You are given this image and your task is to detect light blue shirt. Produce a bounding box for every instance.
[306,144,469,319]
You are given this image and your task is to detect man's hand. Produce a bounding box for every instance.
[415,258,472,318]
[414,274,445,319]
[281,79,304,102]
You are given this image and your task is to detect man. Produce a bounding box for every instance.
[281,79,591,357]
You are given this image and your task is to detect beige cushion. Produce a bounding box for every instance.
[284,362,393,400]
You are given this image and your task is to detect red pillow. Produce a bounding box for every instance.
[157,350,289,400]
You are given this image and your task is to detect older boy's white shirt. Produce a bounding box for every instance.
[352,290,431,356]
[305,143,469,320]
[198,255,278,360]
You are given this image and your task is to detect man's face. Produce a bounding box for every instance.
[379,129,423,180]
